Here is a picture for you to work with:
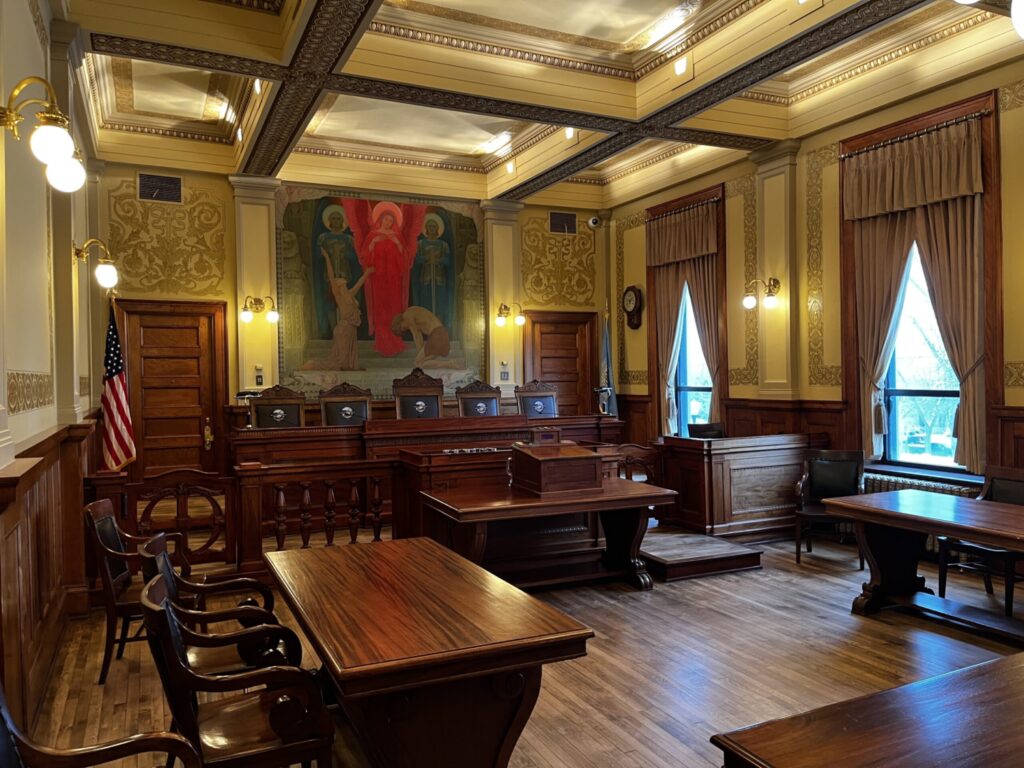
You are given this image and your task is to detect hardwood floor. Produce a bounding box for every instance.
[32,536,1017,767]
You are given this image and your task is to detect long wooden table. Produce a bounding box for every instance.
[421,477,677,589]
[264,539,592,768]
[826,489,1024,642]
[712,653,1024,767]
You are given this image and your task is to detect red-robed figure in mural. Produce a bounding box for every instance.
[342,199,426,356]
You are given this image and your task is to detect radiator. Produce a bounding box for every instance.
[864,473,978,498]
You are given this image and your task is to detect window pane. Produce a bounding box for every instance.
[887,394,959,467]
[678,389,711,426]
[681,286,711,387]
[891,247,959,391]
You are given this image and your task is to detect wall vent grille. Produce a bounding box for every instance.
[137,173,183,203]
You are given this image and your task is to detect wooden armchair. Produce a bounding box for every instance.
[85,498,190,684]
[616,444,662,486]
[938,466,1024,616]
[794,450,865,569]
[249,385,306,428]
[319,382,373,426]
[141,575,334,767]
[455,379,501,417]
[0,684,200,768]
[515,380,559,419]
[393,368,443,419]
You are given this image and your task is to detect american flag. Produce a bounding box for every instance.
[101,304,136,470]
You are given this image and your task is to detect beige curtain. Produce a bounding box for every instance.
[647,201,718,435]
[853,213,915,459]
[914,195,985,472]
[682,255,722,424]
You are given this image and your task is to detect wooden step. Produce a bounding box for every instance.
[641,529,762,582]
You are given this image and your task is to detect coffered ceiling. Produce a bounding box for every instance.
[64,0,1024,206]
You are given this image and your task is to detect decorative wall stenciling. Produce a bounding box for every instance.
[1007,362,1024,387]
[1000,78,1024,112]
[6,371,54,415]
[622,370,649,386]
[79,376,90,396]
[107,180,227,295]
[614,211,647,387]
[726,174,759,386]
[521,217,596,307]
[26,0,48,53]
[806,144,843,387]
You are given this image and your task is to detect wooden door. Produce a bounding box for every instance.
[523,311,599,416]
[117,300,228,481]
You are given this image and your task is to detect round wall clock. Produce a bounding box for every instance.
[622,285,643,329]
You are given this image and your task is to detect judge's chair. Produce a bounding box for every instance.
[393,368,443,419]
[0,683,200,768]
[515,380,559,419]
[794,450,866,569]
[141,574,334,767]
[319,382,373,427]
[248,385,306,429]
[938,466,1024,616]
[687,422,725,439]
[455,380,501,417]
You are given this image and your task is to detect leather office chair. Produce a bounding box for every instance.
[319,382,372,427]
[455,380,501,417]
[515,380,559,419]
[248,385,306,428]
[141,574,334,767]
[85,499,192,684]
[938,466,1024,616]
[794,450,865,569]
[687,422,725,438]
[393,368,443,419]
[0,682,200,767]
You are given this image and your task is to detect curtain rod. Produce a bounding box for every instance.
[840,109,990,160]
[646,196,720,224]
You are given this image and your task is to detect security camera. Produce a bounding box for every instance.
[586,216,601,229]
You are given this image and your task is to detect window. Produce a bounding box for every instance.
[883,245,962,469]
[674,285,712,435]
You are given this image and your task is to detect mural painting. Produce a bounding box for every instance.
[276,187,485,398]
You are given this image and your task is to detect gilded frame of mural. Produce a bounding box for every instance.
[726,174,758,386]
[274,185,487,400]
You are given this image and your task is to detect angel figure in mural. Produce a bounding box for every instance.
[412,213,453,330]
[311,202,361,339]
[300,265,374,371]
[342,199,426,356]
[391,307,450,368]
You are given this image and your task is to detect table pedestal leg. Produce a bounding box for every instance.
[600,507,653,590]
[449,519,488,564]
[342,666,542,768]
[853,521,931,615]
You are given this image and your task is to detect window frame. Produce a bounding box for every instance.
[673,286,712,435]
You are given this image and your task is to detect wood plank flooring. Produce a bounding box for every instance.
[32,538,1018,767]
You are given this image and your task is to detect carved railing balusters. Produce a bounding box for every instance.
[274,483,288,550]
[370,478,383,542]
[347,481,361,544]
[299,482,313,548]
[324,481,337,546]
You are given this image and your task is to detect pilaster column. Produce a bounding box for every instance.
[85,159,105,409]
[752,140,801,399]
[481,199,523,396]
[230,175,281,390]
[0,0,12,466]
[50,20,84,424]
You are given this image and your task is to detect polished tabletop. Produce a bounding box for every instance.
[825,489,1024,550]
[264,538,593,696]
[421,476,677,522]
[712,654,1024,767]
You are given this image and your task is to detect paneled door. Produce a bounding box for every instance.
[116,300,228,481]
[523,311,599,416]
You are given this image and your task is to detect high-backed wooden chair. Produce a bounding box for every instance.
[393,368,443,419]
[938,466,1024,616]
[85,498,190,684]
[515,380,559,419]
[455,380,501,417]
[687,422,725,439]
[248,385,306,429]
[141,575,334,767]
[616,443,662,486]
[0,683,200,767]
[794,449,865,569]
[319,382,373,427]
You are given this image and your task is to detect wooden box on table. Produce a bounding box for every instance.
[511,441,603,497]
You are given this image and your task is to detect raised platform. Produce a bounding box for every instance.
[640,529,762,582]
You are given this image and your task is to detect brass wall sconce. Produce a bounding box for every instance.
[240,295,279,323]
[742,277,781,310]
[1,76,85,192]
[73,238,119,289]
[495,302,525,327]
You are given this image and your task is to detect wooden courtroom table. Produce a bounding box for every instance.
[264,539,592,768]
[826,489,1024,642]
[712,653,1024,767]
[421,477,677,590]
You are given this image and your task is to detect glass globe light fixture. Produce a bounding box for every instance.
[30,123,74,164]
[240,308,254,323]
[742,293,757,310]
[94,261,119,289]
[45,154,86,192]
[266,308,280,323]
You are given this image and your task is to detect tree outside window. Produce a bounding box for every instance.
[674,285,712,435]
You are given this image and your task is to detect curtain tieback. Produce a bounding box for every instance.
[859,356,887,434]
[960,355,984,383]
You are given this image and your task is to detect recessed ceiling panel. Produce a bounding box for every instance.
[131,61,212,119]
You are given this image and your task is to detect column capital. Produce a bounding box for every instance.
[750,139,801,172]
[480,199,524,221]
[229,175,281,199]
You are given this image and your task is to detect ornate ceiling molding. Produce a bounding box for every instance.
[641,126,768,150]
[294,143,485,172]
[89,34,288,79]
[202,0,285,12]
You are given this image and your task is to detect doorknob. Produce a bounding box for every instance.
[203,417,214,451]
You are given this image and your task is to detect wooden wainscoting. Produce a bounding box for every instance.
[0,423,92,728]
[994,406,1024,468]
[723,399,851,450]
[618,394,654,445]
